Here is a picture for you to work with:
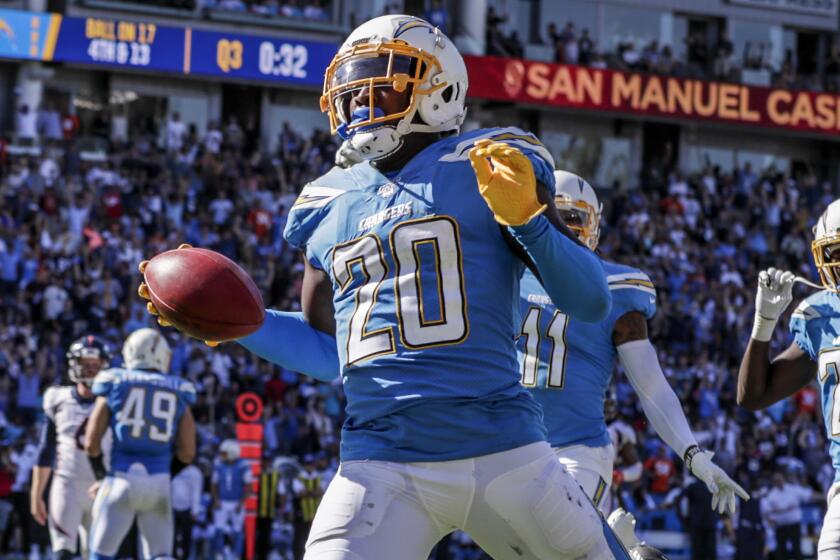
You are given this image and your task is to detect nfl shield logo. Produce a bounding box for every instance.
[378,183,396,198]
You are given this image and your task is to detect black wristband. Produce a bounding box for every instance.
[89,454,106,480]
[171,457,188,477]
[683,445,702,471]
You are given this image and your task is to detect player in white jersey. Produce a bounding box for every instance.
[738,199,840,558]
[30,335,112,560]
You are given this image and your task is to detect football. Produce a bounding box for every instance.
[142,247,265,341]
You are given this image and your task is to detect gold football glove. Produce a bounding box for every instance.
[468,139,546,227]
[138,243,220,347]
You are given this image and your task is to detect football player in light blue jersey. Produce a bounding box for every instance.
[212,440,252,559]
[85,328,197,560]
[738,199,840,558]
[519,171,748,529]
[138,14,634,560]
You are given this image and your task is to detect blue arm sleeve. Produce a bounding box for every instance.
[236,309,340,382]
[36,418,56,467]
[509,216,611,322]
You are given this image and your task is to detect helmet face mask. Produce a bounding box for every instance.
[812,237,840,292]
[812,200,840,293]
[555,197,599,250]
[324,45,437,135]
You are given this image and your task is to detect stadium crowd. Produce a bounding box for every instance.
[0,103,833,559]
[487,11,840,93]
[80,0,334,22]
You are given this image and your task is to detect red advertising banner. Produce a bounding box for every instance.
[464,55,840,137]
[236,393,264,560]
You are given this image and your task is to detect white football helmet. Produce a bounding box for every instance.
[321,15,468,161]
[122,328,172,373]
[812,199,840,292]
[219,439,240,461]
[554,170,602,250]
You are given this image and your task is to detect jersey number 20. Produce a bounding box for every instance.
[333,216,468,365]
[519,306,570,388]
[119,387,177,443]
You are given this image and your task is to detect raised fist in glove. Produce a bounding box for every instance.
[751,267,795,342]
[468,139,546,227]
[685,447,750,515]
[137,243,220,347]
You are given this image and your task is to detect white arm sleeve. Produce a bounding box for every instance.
[617,339,698,459]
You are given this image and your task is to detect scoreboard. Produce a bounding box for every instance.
[55,16,185,72]
[188,28,333,85]
[0,8,337,87]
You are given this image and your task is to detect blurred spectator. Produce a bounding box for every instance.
[761,472,814,560]
[561,22,579,64]
[0,450,15,556]
[485,6,510,57]
[292,454,324,559]
[714,30,736,80]
[281,0,304,18]
[579,28,595,65]
[15,105,37,142]
[303,0,330,21]
[167,112,187,154]
[6,437,37,558]
[825,45,840,91]
[37,104,62,142]
[645,446,676,496]
[172,462,203,559]
[680,475,719,560]
[735,479,765,560]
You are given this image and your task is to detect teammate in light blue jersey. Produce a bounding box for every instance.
[138,14,634,560]
[85,328,196,560]
[738,199,840,558]
[519,171,748,530]
[212,440,252,559]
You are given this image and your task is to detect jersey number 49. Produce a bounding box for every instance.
[118,387,178,443]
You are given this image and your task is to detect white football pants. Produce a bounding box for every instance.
[89,465,173,559]
[555,444,615,516]
[819,481,840,559]
[213,499,244,534]
[48,474,94,554]
[304,441,628,559]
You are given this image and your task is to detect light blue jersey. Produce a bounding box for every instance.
[92,368,197,474]
[284,126,558,463]
[214,459,251,501]
[517,261,656,448]
[790,290,840,482]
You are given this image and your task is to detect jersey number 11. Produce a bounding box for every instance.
[519,307,570,389]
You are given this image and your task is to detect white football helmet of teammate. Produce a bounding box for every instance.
[321,15,468,161]
[554,170,603,251]
[122,328,172,373]
[219,439,240,461]
[812,198,840,291]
